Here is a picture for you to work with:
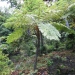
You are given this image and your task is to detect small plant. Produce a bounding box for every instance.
[56,69,60,75]
[47,59,53,66]
[54,55,61,59]
[59,64,66,69]
[61,57,67,62]
[52,55,61,61]
[45,44,55,53]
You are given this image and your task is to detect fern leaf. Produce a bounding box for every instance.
[38,23,61,40]
[6,28,23,44]
[51,22,74,33]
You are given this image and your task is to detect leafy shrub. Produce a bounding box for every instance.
[61,57,67,62]
[0,49,13,75]
[66,33,75,49]
[56,69,60,75]
[59,64,66,69]
[47,59,53,66]
[45,44,55,53]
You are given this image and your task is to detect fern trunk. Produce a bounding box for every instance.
[40,32,44,47]
[34,26,41,70]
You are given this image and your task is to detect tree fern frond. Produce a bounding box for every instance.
[43,9,64,22]
[51,22,74,33]
[25,14,37,25]
[68,3,75,10]
[6,28,23,44]
[68,3,75,16]
[38,23,61,40]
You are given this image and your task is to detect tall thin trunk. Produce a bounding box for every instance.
[40,32,44,54]
[34,26,41,70]
[34,26,41,55]
[40,32,44,47]
[34,40,38,71]
[37,31,41,56]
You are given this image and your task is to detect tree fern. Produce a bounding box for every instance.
[4,0,73,44]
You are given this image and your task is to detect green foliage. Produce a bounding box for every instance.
[61,57,67,62]
[45,44,55,52]
[0,49,12,75]
[4,0,63,45]
[21,40,36,56]
[4,0,74,59]
[56,69,61,75]
[0,11,11,56]
[1,0,75,74]
[51,22,71,32]
[59,64,66,69]
[24,0,46,14]
[0,43,8,50]
[68,3,75,16]
[47,59,53,66]
[64,33,75,50]
[38,23,61,40]
[6,28,23,43]
[0,11,10,36]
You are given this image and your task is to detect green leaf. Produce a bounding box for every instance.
[38,23,61,40]
[6,28,23,44]
[51,22,74,33]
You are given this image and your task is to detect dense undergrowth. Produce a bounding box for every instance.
[10,50,75,75]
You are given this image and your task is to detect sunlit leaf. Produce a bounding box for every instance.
[6,28,23,44]
[38,23,61,40]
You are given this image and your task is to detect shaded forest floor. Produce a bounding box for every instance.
[11,50,75,75]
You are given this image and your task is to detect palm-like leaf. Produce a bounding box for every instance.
[6,28,23,44]
[38,22,61,40]
[51,22,74,33]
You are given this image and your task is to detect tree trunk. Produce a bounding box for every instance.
[34,40,38,71]
[40,32,44,54]
[34,26,41,70]
[40,32,44,47]
[34,26,41,55]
